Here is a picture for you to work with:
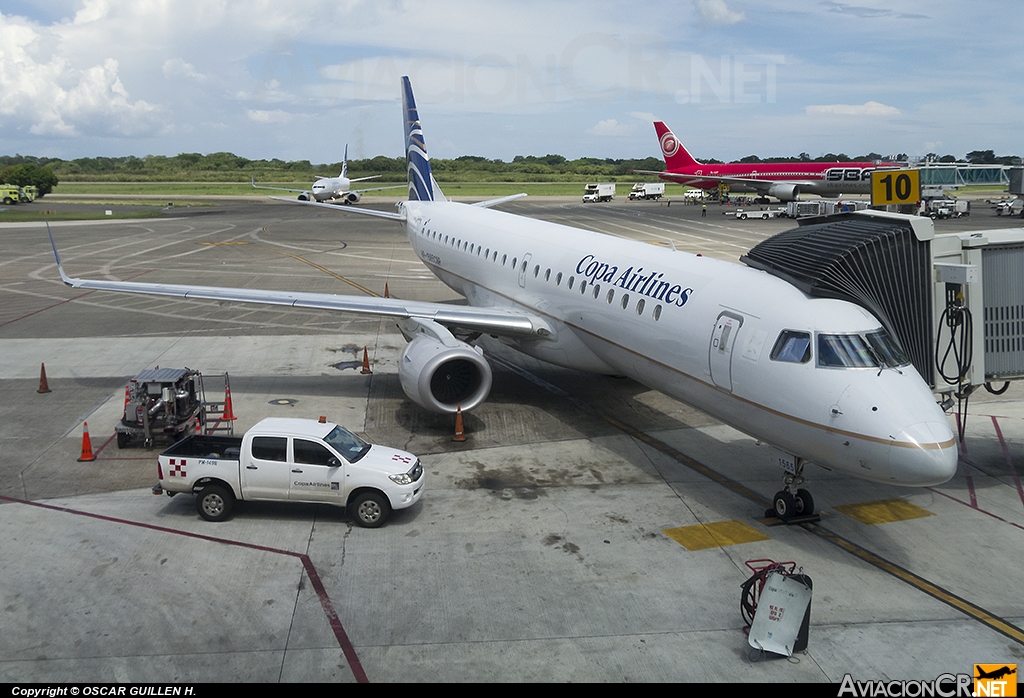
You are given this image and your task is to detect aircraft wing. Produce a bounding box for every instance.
[632,169,815,192]
[48,228,552,339]
[471,193,528,208]
[251,177,310,195]
[267,196,407,220]
[351,184,407,194]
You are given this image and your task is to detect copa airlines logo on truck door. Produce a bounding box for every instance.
[576,255,693,307]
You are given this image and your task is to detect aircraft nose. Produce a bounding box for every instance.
[890,420,958,486]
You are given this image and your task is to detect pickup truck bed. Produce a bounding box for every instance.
[162,435,241,459]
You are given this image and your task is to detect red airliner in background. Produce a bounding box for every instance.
[636,121,903,202]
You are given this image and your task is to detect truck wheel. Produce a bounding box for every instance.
[195,485,234,522]
[116,431,129,449]
[351,491,391,528]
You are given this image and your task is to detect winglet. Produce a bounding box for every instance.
[46,223,76,287]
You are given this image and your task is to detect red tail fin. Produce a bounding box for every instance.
[654,121,701,170]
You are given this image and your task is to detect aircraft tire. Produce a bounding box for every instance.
[773,491,796,521]
[794,489,815,516]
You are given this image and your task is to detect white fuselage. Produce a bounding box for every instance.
[311,176,350,201]
[400,199,957,486]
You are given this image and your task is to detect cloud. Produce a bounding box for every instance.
[0,13,160,137]
[805,101,901,116]
[694,0,745,25]
[162,58,209,82]
[247,109,292,124]
[586,119,632,136]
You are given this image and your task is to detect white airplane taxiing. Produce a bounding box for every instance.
[50,77,957,520]
[251,144,402,204]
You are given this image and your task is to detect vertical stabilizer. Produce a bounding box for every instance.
[340,144,348,179]
[402,76,442,201]
[654,121,701,171]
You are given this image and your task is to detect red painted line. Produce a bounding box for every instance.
[300,556,369,683]
[990,415,1024,509]
[0,494,369,683]
[0,290,96,329]
[1,270,153,329]
[92,432,116,458]
[955,413,978,508]
[926,487,1024,533]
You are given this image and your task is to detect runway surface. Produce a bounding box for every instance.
[2,196,1023,682]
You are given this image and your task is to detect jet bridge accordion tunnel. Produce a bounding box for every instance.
[740,210,1024,398]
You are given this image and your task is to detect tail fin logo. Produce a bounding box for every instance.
[660,131,680,158]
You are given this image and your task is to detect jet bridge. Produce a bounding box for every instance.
[740,210,1024,400]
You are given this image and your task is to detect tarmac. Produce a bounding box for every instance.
[1,195,1024,683]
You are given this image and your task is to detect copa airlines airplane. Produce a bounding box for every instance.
[49,77,957,521]
[637,121,903,202]
[251,144,402,204]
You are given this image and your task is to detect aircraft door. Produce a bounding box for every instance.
[709,311,744,391]
[518,253,532,288]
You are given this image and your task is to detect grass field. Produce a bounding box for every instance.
[0,209,167,223]
[49,181,610,198]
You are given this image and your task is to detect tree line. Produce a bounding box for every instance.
[1,148,1019,192]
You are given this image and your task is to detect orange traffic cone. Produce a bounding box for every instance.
[223,384,237,421]
[361,346,372,375]
[384,282,390,298]
[121,383,131,416]
[77,421,96,462]
[452,406,467,442]
[37,363,51,394]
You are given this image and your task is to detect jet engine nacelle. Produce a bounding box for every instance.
[343,191,361,204]
[398,335,492,413]
[297,192,311,201]
[767,183,800,202]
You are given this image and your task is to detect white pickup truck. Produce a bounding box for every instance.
[154,417,424,527]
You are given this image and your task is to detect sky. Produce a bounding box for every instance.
[0,0,1021,164]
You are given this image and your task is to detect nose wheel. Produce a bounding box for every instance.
[768,458,817,522]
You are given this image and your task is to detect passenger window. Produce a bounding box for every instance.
[653,305,662,321]
[636,299,645,315]
[293,439,336,466]
[251,436,287,462]
[770,331,812,363]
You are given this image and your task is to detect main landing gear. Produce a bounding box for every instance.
[768,457,817,523]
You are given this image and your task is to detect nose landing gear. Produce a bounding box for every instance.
[767,458,819,523]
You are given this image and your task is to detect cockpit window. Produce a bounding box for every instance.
[817,333,879,368]
[770,330,811,363]
[865,329,910,367]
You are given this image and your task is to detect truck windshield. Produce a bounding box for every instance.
[324,426,371,463]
